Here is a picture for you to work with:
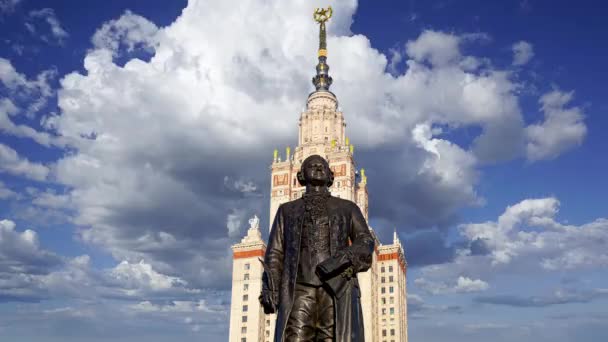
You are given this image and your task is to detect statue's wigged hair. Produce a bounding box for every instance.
[296,154,334,187]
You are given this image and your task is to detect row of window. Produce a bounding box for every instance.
[241,327,270,338]
[380,286,394,294]
[380,265,394,273]
[380,296,394,305]
[240,320,270,340]
[380,276,394,283]
[382,328,397,337]
[381,307,395,315]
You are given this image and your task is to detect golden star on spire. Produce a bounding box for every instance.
[313,6,332,24]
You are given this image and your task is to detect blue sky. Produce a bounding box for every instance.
[0,0,606,341]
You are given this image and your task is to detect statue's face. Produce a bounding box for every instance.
[302,156,330,186]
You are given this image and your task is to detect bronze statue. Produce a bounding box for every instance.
[260,154,374,341]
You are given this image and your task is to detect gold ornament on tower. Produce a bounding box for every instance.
[313,6,332,24]
[312,6,334,90]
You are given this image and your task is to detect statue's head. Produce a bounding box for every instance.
[297,154,334,187]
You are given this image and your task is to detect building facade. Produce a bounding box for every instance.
[229,9,407,341]
[228,215,268,342]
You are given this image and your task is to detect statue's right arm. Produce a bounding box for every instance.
[261,204,285,311]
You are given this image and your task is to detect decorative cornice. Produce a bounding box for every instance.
[233,248,265,259]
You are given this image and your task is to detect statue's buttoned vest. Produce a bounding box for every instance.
[296,211,331,286]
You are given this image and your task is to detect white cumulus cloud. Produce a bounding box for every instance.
[92,10,159,55]
[512,41,534,66]
[416,197,608,297]
[414,276,489,295]
[525,90,587,161]
[0,143,49,181]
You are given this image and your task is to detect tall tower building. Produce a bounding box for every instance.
[229,7,407,342]
[377,230,408,342]
[229,216,268,342]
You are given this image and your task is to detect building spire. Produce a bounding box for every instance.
[312,7,333,91]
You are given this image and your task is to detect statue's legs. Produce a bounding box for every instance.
[285,283,334,342]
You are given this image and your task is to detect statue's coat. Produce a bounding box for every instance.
[263,196,374,342]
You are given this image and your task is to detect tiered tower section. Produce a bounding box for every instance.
[269,90,368,228]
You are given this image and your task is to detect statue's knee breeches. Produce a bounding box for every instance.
[285,283,334,342]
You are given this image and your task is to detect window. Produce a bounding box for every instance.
[390,308,394,315]
[382,329,387,337]
[244,263,250,270]
[382,308,386,315]
[381,277,385,283]
[243,284,249,291]
[243,305,248,312]
[242,316,247,323]
[244,273,249,280]
[389,286,394,293]
[388,265,393,272]
[381,287,386,294]
[241,327,247,334]
[389,297,394,304]
[266,320,270,325]
[390,329,395,336]
[243,294,248,301]
[389,276,394,282]
[381,266,385,273]
[241,338,246,342]
[381,298,386,305]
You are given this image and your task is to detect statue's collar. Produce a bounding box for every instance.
[302,190,331,198]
